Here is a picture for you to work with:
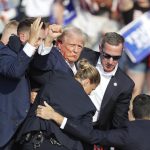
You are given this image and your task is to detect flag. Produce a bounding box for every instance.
[119,11,150,63]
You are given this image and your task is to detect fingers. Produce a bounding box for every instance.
[36,111,43,118]
[37,105,44,109]
[32,17,42,30]
[43,101,54,111]
[43,101,49,107]
[28,17,44,46]
[36,105,43,114]
[47,24,63,39]
[49,24,63,33]
[33,17,43,35]
[36,105,51,120]
[36,105,44,115]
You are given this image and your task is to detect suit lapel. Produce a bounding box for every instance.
[100,75,118,111]
[56,49,74,76]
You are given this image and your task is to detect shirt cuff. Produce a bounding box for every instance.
[60,117,68,129]
[38,42,53,55]
[23,42,36,57]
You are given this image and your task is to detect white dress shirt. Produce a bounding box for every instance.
[66,61,77,74]
[38,42,53,55]
[23,42,36,57]
[90,58,118,122]
[23,42,52,57]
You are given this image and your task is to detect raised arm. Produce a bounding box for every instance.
[44,24,63,47]
[0,17,43,79]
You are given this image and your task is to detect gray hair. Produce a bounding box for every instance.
[57,25,87,45]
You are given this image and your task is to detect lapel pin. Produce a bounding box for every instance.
[113,82,117,86]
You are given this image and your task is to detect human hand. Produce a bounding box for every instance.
[36,101,55,120]
[28,17,43,47]
[47,24,63,39]
[44,24,63,47]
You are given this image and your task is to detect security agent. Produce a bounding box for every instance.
[37,94,150,150]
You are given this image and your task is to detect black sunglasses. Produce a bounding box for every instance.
[101,51,121,61]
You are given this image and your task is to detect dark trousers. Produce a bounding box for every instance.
[21,139,68,150]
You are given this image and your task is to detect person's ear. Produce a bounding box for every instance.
[82,78,90,87]
[18,32,26,43]
[56,40,62,48]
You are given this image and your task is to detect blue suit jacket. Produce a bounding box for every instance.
[17,71,96,150]
[0,43,31,147]
[29,47,74,89]
[64,120,150,150]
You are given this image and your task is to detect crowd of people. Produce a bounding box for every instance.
[0,0,150,150]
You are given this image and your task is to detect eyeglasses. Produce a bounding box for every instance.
[101,51,121,61]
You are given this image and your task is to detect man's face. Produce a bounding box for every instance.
[34,29,46,48]
[19,29,46,48]
[58,34,84,63]
[100,42,123,72]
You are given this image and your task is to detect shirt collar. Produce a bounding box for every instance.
[65,61,77,74]
[97,58,118,77]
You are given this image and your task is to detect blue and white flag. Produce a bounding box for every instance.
[119,11,150,63]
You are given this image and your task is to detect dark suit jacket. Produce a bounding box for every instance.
[0,43,31,147]
[64,120,150,150]
[29,47,74,89]
[16,71,96,150]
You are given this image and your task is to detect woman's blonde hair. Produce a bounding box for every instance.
[75,58,100,85]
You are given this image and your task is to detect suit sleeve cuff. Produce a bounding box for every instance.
[60,117,68,129]
[23,42,36,57]
[38,42,53,55]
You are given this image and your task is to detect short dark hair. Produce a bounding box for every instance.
[101,32,124,49]
[17,17,46,34]
[132,94,150,119]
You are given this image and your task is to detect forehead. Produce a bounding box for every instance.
[103,42,123,55]
[63,32,84,43]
